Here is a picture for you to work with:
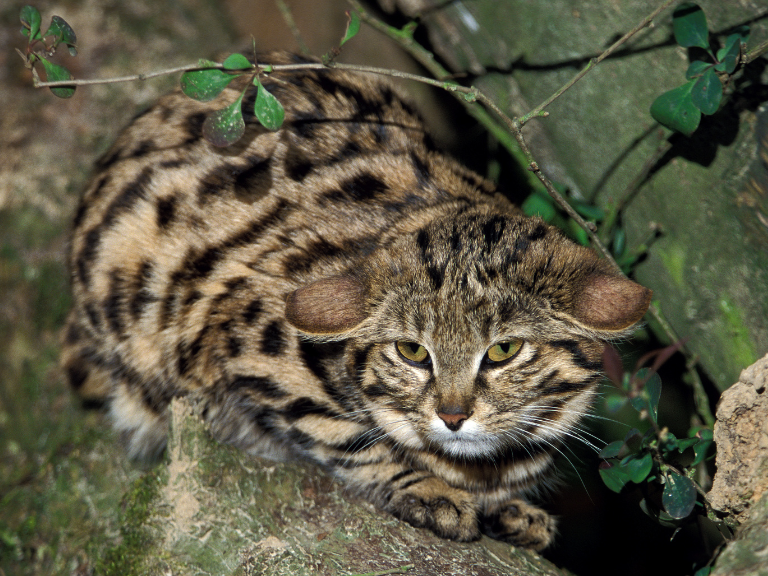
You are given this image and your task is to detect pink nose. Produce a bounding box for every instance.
[437,410,469,431]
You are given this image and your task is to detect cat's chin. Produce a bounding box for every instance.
[427,419,500,459]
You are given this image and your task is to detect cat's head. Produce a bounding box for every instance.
[285,208,651,460]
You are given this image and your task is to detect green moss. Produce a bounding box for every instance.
[658,246,687,289]
[718,297,758,371]
[96,471,165,576]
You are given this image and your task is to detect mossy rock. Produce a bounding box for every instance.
[100,399,572,576]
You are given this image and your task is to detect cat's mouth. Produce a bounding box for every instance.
[426,418,500,458]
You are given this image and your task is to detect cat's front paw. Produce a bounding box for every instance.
[387,477,480,542]
[482,499,555,551]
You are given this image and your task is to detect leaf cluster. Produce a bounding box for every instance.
[650,3,750,136]
[18,5,77,98]
[180,54,285,147]
[599,343,715,526]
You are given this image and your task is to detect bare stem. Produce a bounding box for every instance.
[275,0,310,55]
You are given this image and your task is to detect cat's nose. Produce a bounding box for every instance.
[437,409,470,431]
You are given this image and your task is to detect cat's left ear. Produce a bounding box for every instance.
[572,273,652,332]
[285,275,368,336]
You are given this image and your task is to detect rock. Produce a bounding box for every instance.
[99,397,573,576]
[708,353,768,526]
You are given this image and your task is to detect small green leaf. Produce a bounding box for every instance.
[624,452,654,483]
[571,199,604,222]
[685,60,712,80]
[612,227,626,259]
[45,15,77,55]
[604,393,627,414]
[599,462,632,493]
[181,59,236,102]
[341,11,361,46]
[676,437,699,452]
[644,372,662,424]
[222,53,251,70]
[253,78,285,130]
[40,58,75,98]
[20,5,42,41]
[692,431,713,466]
[567,218,589,246]
[662,471,697,519]
[691,67,722,115]
[672,3,710,50]
[694,566,712,576]
[715,32,745,74]
[203,90,246,147]
[521,192,556,222]
[650,81,701,136]
[599,440,625,459]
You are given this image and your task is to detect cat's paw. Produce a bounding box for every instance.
[481,499,555,551]
[386,477,480,541]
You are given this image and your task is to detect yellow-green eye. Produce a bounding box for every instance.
[396,341,430,364]
[486,339,523,363]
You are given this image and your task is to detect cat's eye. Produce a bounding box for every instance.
[396,341,430,364]
[485,339,523,364]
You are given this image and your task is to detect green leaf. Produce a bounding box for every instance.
[691,67,722,115]
[341,10,361,46]
[672,3,710,50]
[612,227,626,259]
[45,15,77,55]
[692,431,713,466]
[253,78,285,131]
[662,471,697,519]
[624,452,654,484]
[181,60,236,102]
[604,393,627,414]
[694,566,712,576]
[521,192,556,222]
[650,81,701,136]
[203,90,246,147]
[599,440,625,459]
[599,462,631,493]
[676,437,699,452]
[20,5,42,41]
[715,32,746,74]
[222,53,251,70]
[644,372,662,424]
[685,60,712,80]
[40,58,75,98]
[567,218,589,246]
[571,199,604,222]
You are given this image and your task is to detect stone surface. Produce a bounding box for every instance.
[103,398,573,576]
[708,353,768,526]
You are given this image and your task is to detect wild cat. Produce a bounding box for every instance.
[62,52,651,550]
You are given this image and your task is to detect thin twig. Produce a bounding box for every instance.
[275,0,310,55]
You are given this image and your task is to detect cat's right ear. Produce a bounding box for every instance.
[285,275,368,336]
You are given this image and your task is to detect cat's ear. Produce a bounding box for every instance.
[572,273,652,332]
[285,275,368,336]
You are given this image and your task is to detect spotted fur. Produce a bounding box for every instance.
[63,52,651,550]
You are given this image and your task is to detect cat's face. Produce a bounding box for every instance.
[285,208,650,460]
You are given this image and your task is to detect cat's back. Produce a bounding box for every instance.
[62,53,502,416]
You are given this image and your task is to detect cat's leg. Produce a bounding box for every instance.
[481,499,556,551]
[339,461,481,541]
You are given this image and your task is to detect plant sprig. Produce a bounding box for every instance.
[18,5,77,98]
[650,3,750,136]
[599,343,717,526]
